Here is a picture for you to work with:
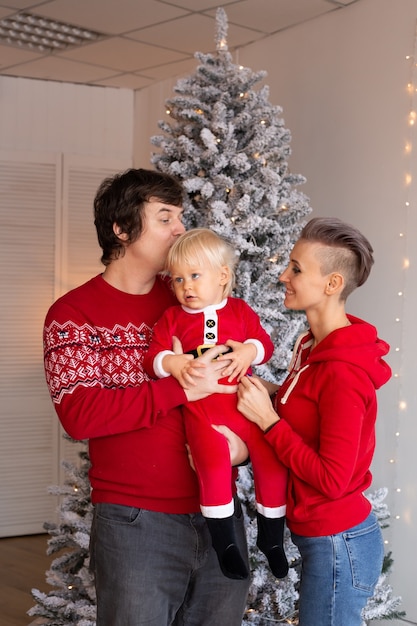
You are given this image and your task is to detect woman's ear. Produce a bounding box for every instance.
[325,272,344,295]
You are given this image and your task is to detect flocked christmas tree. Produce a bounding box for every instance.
[30,7,403,625]
[151,8,310,379]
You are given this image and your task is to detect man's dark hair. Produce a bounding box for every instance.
[94,168,184,266]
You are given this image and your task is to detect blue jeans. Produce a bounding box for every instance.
[291,512,384,626]
[90,497,250,625]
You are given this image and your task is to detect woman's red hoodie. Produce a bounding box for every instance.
[267,314,391,536]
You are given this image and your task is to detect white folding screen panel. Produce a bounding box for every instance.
[0,150,61,536]
[0,151,130,536]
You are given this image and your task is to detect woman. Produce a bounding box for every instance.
[237,217,392,626]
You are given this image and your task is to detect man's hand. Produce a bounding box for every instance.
[183,344,238,402]
[162,353,200,389]
[212,425,249,466]
[186,425,249,470]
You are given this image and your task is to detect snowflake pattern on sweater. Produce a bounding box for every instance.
[44,320,152,404]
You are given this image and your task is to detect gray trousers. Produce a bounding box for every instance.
[90,497,250,626]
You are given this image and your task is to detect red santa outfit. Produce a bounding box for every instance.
[265,314,392,536]
[145,297,287,517]
[43,274,210,514]
[144,297,289,579]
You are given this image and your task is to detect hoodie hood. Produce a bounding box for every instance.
[305,314,391,390]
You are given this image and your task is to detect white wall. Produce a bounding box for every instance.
[134,1,416,622]
[134,77,179,168]
[0,75,134,158]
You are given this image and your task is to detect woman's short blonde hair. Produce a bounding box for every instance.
[165,228,238,297]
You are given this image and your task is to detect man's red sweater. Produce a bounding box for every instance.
[43,274,209,514]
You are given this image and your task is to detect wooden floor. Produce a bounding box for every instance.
[0,534,52,626]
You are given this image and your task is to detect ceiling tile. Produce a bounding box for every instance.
[93,72,153,89]
[141,57,198,81]
[58,36,189,72]
[1,55,119,83]
[0,7,16,19]
[210,0,334,34]
[0,0,39,9]
[159,0,238,9]
[30,0,190,35]
[128,13,265,55]
[0,43,43,69]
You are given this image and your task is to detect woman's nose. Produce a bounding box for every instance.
[279,268,289,283]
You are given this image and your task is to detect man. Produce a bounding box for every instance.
[43,168,250,626]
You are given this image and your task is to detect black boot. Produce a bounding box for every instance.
[206,516,249,580]
[256,513,289,578]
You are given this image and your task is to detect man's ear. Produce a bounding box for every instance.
[113,223,128,241]
[325,272,344,295]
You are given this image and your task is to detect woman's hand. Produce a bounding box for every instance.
[237,375,280,432]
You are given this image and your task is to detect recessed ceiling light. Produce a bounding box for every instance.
[0,12,106,53]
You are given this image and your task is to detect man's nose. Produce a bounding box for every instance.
[174,220,186,235]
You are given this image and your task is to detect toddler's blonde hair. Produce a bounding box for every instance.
[166,228,238,297]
